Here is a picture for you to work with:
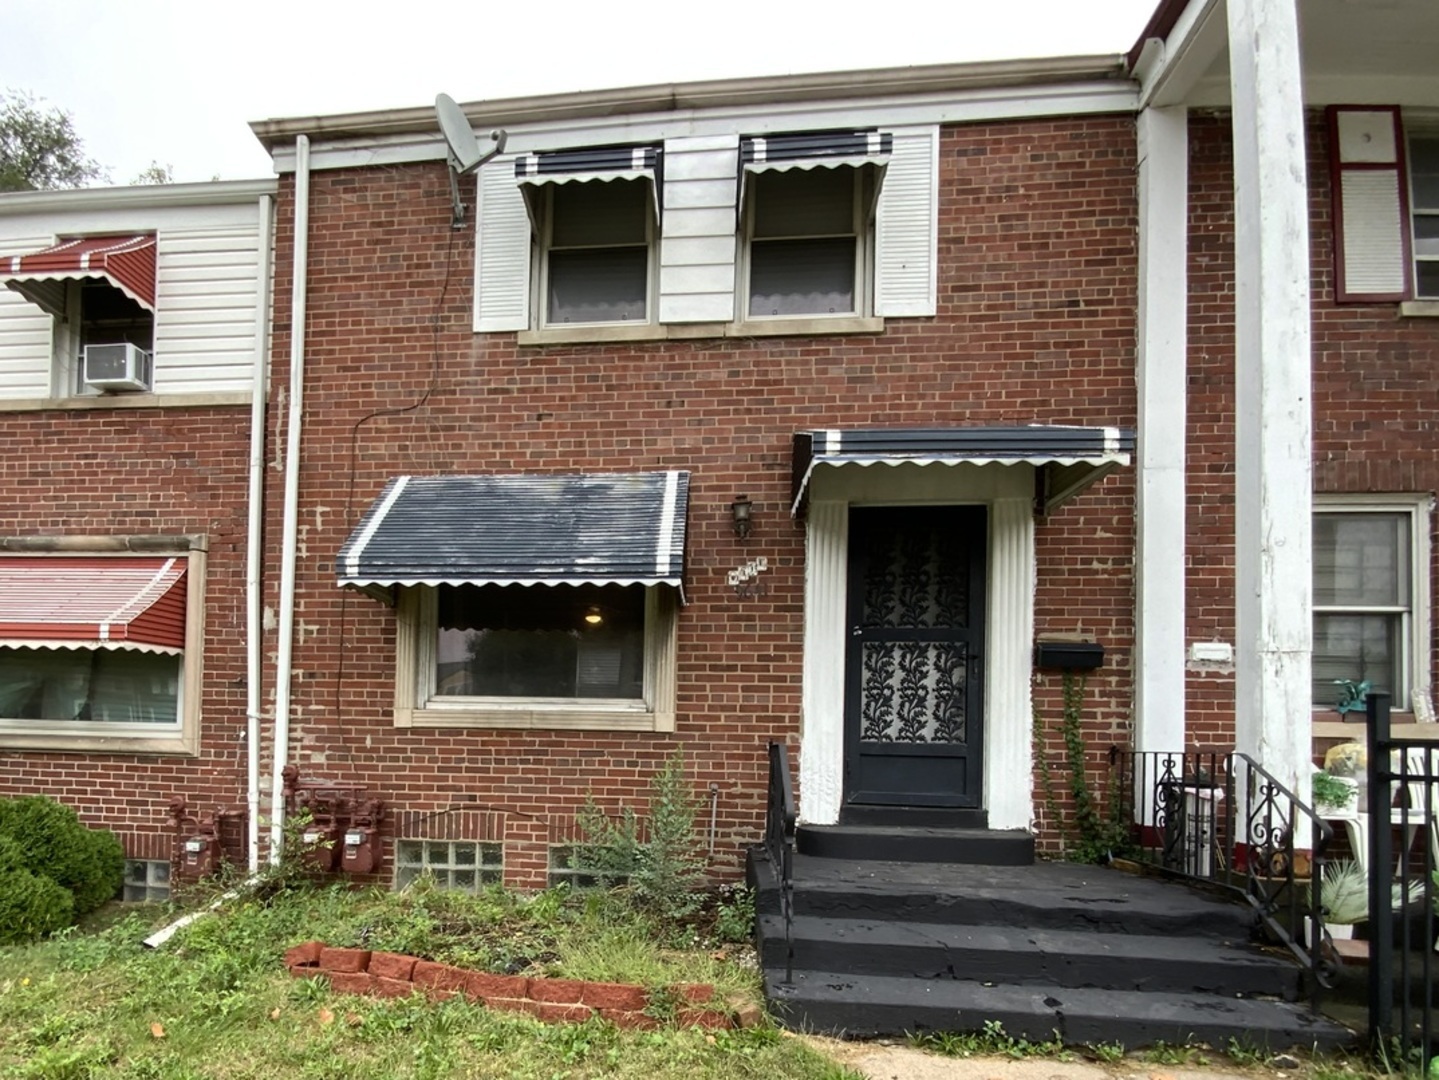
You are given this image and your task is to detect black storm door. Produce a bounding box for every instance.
[844,505,987,808]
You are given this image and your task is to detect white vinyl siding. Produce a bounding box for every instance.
[0,201,267,401]
[659,135,738,324]
[474,155,531,332]
[875,124,939,317]
[152,225,261,394]
[0,232,56,397]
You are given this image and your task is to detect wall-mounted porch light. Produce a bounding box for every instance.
[583,606,603,626]
[730,495,753,540]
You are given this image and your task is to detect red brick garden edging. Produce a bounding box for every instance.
[284,941,759,1030]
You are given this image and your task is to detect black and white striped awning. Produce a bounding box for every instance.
[739,131,891,206]
[514,146,662,220]
[337,471,690,598]
[791,427,1134,516]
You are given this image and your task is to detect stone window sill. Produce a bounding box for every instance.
[1399,300,1439,318]
[0,391,251,413]
[516,316,883,347]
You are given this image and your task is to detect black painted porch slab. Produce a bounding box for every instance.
[756,914,1299,998]
[758,855,1256,937]
[764,970,1351,1049]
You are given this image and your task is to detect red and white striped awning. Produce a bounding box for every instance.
[0,234,157,317]
[0,556,187,653]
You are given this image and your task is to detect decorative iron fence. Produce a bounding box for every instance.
[1110,747,1335,1012]
[763,740,797,984]
[1364,691,1439,1067]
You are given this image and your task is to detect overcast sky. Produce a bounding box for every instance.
[2,0,1157,186]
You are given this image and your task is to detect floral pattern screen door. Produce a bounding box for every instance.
[844,506,986,809]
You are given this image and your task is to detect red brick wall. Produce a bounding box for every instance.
[0,405,254,860]
[1184,112,1439,743]
[265,114,1139,880]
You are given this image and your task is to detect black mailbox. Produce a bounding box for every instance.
[1034,640,1104,671]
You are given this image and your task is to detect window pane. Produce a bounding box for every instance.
[1416,258,1439,300]
[753,168,855,238]
[749,237,856,317]
[547,247,647,324]
[436,583,645,699]
[550,179,647,248]
[1313,613,1400,706]
[1410,137,1439,212]
[1313,513,1408,606]
[1412,215,1439,258]
[0,646,179,724]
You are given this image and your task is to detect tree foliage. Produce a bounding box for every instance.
[0,89,107,192]
[132,160,174,185]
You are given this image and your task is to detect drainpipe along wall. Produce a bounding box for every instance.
[246,193,274,871]
[270,135,310,863]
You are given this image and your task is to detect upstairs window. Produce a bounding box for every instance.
[740,132,890,320]
[516,147,661,328]
[1408,131,1439,298]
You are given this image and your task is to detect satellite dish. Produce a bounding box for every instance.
[434,94,507,227]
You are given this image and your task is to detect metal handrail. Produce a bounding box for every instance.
[1110,747,1335,1011]
[764,740,797,984]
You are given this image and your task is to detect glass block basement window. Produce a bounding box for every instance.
[394,839,502,893]
[121,859,170,902]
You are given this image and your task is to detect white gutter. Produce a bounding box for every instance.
[270,135,310,864]
[245,193,273,872]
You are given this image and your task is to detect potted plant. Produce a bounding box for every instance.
[1318,859,1368,939]
[1312,770,1360,815]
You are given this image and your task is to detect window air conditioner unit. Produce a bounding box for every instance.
[82,343,153,392]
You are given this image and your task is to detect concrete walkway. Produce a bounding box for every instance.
[804,1038,1289,1080]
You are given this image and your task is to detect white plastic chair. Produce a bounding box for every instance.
[1391,747,1439,873]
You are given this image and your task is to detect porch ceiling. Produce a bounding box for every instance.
[1142,0,1439,109]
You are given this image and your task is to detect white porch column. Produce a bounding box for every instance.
[800,500,847,825]
[1226,0,1313,792]
[987,496,1035,831]
[1135,105,1189,755]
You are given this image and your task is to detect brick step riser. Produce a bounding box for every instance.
[753,886,1252,937]
[765,993,1328,1048]
[758,941,1298,999]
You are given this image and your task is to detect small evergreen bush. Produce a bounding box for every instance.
[0,866,74,945]
[0,795,125,942]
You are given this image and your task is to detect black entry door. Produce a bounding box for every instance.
[843,505,986,808]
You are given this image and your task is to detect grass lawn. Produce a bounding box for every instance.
[0,878,857,1080]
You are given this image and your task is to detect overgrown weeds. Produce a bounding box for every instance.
[0,875,836,1079]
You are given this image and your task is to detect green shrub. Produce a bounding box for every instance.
[0,795,125,918]
[0,866,74,945]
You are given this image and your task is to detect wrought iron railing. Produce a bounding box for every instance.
[1110,747,1335,1011]
[764,740,797,984]
[1364,692,1438,1068]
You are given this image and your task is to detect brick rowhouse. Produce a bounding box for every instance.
[263,115,1140,881]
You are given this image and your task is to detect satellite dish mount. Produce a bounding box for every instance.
[435,93,506,229]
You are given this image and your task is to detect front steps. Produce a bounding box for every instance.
[749,841,1351,1049]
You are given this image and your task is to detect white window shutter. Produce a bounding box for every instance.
[473,155,532,332]
[875,124,938,317]
[1327,106,1410,303]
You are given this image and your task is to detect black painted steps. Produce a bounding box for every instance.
[754,856,1256,938]
[838,806,989,829]
[763,969,1351,1049]
[757,914,1299,999]
[797,824,1034,865]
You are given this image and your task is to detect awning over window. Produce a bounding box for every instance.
[515,147,662,222]
[337,471,690,596]
[0,235,157,318]
[0,556,187,653]
[739,131,891,207]
[791,426,1135,516]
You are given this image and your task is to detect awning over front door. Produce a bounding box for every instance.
[0,555,187,653]
[336,471,691,598]
[0,235,157,317]
[790,426,1135,516]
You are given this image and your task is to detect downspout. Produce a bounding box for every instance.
[270,135,310,864]
[246,193,274,872]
